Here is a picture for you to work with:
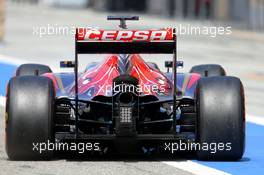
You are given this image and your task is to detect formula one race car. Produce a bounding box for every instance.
[5,16,245,160]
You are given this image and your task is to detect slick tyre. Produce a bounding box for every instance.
[16,63,52,76]
[196,76,245,160]
[6,76,55,160]
[190,64,226,77]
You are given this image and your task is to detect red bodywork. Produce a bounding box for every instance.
[43,28,200,100]
[44,54,200,100]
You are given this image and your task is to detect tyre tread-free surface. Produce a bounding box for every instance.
[6,76,55,160]
[196,76,245,160]
[190,64,226,77]
[16,63,52,76]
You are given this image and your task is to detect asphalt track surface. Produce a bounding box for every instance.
[0,3,264,175]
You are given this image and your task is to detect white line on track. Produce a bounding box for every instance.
[0,96,5,106]
[163,160,230,175]
[0,54,24,65]
[246,114,264,126]
[0,54,64,72]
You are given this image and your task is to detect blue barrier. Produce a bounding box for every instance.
[0,62,18,97]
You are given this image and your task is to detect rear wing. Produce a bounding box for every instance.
[73,27,177,136]
[75,28,176,54]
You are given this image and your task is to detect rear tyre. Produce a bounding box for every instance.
[6,76,55,160]
[196,76,245,160]
[190,64,226,77]
[16,63,52,76]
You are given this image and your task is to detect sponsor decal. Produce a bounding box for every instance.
[77,28,173,41]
